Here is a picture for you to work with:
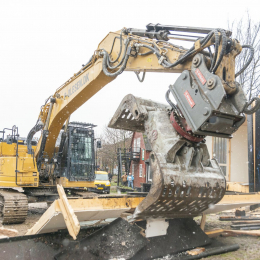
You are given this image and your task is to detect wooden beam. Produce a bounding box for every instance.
[222,230,260,237]
[226,182,249,193]
[205,229,224,238]
[57,184,80,240]
[206,229,260,237]
[200,213,206,231]
[26,192,260,238]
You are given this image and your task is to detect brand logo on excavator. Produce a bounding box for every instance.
[65,73,89,97]
[184,91,195,108]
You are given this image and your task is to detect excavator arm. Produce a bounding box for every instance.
[26,24,260,219]
[30,24,257,160]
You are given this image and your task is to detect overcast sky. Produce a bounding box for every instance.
[0,0,259,138]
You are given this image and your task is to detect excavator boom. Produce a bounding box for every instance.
[21,23,260,219]
[33,24,258,162]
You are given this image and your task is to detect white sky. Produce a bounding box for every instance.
[0,0,259,138]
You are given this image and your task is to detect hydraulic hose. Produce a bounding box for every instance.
[162,30,214,68]
[26,120,44,154]
[235,45,254,78]
[101,50,130,77]
[243,97,260,115]
[165,89,178,111]
[108,31,123,64]
[106,39,130,70]
[212,29,227,73]
[209,29,219,72]
[138,50,153,56]
[134,71,146,82]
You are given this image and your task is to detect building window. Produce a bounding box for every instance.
[133,137,141,159]
[132,164,135,175]
[139,164,143,177]
[142,149,145,161]
[213,137,228,176]
[146,164,151,182]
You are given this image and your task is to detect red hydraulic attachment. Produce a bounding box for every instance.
[170,111,205,143]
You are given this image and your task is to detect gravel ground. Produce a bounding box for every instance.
[1,203,260,259]
[200,214,260,260]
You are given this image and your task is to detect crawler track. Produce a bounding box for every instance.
[0,189,28,224]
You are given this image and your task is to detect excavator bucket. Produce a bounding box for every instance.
[108,94,226,219]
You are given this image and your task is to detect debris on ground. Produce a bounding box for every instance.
[1,203,260,259]
[0,226,18,237]
[186,247,205,255]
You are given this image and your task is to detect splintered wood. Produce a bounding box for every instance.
[57,184,80,240]
[206,229,260,238]
[222,230,260,237]
[187,247,205,255]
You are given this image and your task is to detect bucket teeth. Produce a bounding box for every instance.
[108,94,170,132]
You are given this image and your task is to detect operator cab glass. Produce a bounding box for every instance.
[66,123,96,181]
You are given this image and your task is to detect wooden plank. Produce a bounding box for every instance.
[206,229,260,237]
[26,192,260,239]
[219,216,260,221]
[26,201,58,235]
[222,230,260,237]
[57,184,80,240]
[200,213,206,231]
[205,229,224,238]
[226,182,249,193]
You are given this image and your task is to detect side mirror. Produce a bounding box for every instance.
[97,140,102,148]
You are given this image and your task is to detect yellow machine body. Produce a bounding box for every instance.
[0,141,38,187]
[56,177,95,188]
[0,141,96,188]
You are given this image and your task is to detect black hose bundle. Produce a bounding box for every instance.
[101,49,130,77]
[211,29,227,73]
[243,97,260,115]
[235,45,255,78]
[102,27,254,80]
[209,29,219,72]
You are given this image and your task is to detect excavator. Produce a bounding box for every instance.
[0,23,259,225]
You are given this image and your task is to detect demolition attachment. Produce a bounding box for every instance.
[109,94,226,219]
[168,53,250,138]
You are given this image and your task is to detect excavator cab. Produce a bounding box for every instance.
[54,122,96,182]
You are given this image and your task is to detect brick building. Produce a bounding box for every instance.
[130,132,152,190]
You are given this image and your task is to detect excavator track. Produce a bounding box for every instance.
[0,189,28,224]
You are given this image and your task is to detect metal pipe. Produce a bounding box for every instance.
[44,99,55,131]
[168,34,201,42]
[64,116,70,132]
[14,126,23,186]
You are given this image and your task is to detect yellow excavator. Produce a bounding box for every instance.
[0,23,259,224]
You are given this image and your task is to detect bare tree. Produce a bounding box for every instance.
[229,13,260,99]
[97,126,132,174]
